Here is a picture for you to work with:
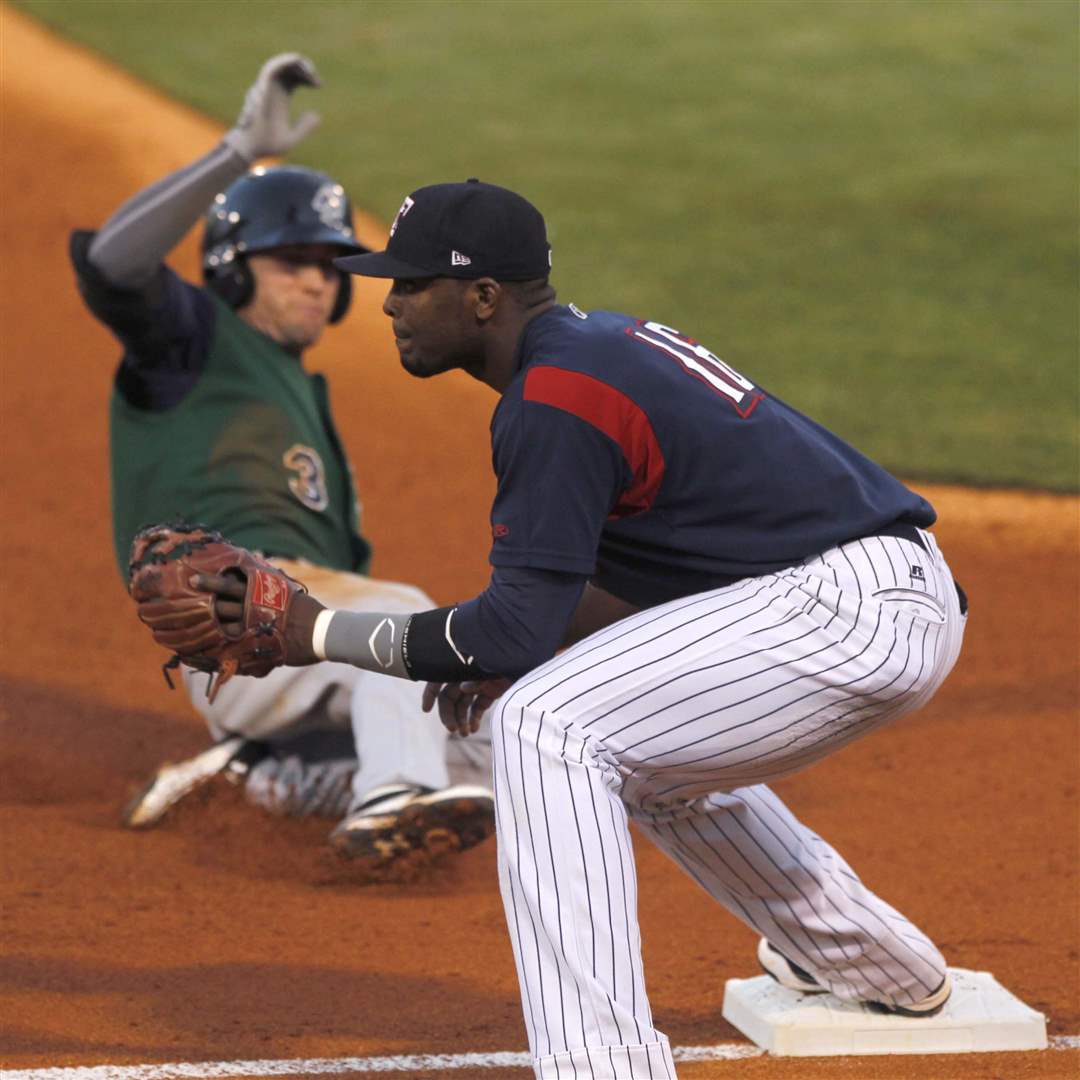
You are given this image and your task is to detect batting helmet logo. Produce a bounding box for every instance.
[311,182,349,231]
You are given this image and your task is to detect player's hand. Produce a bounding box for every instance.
[422,678,512,737]
[190,572,246,633]
[223,52,322,163]
[190,571,325,665]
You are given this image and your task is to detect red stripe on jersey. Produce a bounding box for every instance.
[523,365,665,517]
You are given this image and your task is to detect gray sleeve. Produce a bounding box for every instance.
[88,141,250,289]
[323,610,414,679]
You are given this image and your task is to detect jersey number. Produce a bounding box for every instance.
[630,321,764,418]
[283,444,329,511]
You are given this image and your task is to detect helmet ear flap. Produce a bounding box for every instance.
[329,272,352,324]
[206,259,255,311]
[208,262,350,323]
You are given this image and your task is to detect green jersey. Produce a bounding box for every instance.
[109,292,371,577]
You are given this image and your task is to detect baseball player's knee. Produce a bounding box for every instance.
[491,693,605,791]
[489,689,543,751]
[488,694,515,747]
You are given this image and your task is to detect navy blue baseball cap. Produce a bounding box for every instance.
[334,179,551,281]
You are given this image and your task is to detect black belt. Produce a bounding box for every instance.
[862,522,968,616]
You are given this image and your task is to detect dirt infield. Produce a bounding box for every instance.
[1,9,1077,1078]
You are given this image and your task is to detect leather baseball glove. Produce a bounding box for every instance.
[129,523,321,702]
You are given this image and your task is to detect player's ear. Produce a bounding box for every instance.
[470,277,500,321]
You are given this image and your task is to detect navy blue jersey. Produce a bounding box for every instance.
[487,304,934,607]
[71,230,213,411]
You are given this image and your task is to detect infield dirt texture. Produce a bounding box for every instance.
[1,8,1077,1079]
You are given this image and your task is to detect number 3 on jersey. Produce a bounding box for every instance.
[630,321,764,418]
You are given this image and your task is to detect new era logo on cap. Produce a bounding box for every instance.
[335,179,551,282]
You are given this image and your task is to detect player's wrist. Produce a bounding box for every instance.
[311,608,336,661]
[281,591,326,666]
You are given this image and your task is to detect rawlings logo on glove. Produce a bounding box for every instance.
[128,522,322,702]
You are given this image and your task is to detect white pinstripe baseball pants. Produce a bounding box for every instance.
[491,530,966,1079]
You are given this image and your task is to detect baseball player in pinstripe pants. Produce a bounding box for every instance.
[195,180,969,1077]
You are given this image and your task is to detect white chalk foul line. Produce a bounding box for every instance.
[1,1054,529,1080]
[0,1046,755,1080]
[5,1038,1079,1079]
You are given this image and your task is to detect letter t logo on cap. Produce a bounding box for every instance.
[389,195,415,237]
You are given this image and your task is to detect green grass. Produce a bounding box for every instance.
[18,0,1079,489]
